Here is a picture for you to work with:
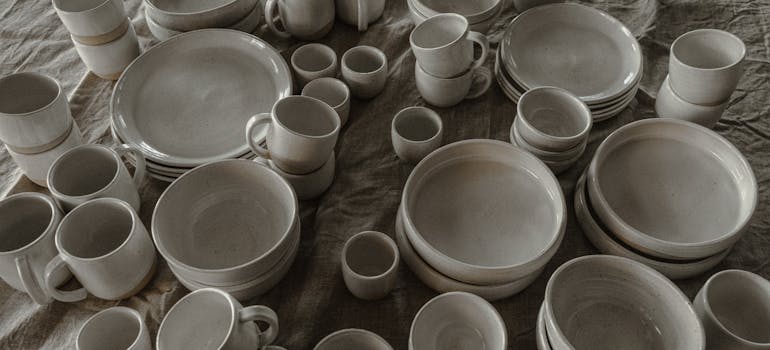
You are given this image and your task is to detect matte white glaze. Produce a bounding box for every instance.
[291,43,338,87]
[72,21,140,80]
[536,304,552,350]
[406,0,502,34]
[516,87,592,151]
[410,13,488,78]
[336,0,386,31]
[414,64,492,108]
[264,0,334,40]
[146,2,262,40]
[145,0,258,31]
[314,329,393,350]
[411,0,501,23]
[341,46,388,99]
[260,152,335,201]
[341,231,399,300]
[391,107,443,164]
[77,307,151,350]
[8,124,84,187]
[513,0,563,12]
[302,77,351,126]
[52,0,126,37]
[655,75,728,128]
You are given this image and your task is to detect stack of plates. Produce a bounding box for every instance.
[144,0,262,40]
[396,140,566,301]
[577,119,757,280]
[496,3,642,121]
[406,0,503,33]
[110,30,291,182]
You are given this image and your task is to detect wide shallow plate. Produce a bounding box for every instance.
[500,3,641,104]
[111,29,291,167]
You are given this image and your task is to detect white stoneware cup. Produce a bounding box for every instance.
[157,288,279,350]
[655,75,728,129]
[0,193,68,305]
[410,292,507,350]
[341,46,388,99]
[264,0,335,40]
[256,152,335,201]
[515,86,592,152]
[315,329,393,350]
[291,43,339,88]
[409,13,489,78]
[47,144,146,213]
[391,106,443,164]
[302,77,351,126]
[341,231,399,300]
[43,198,156,302]
[694,269,770,350]
[7,123,84,187]
[246,96,340,174]
[72,22,141,80]
[335,0,386,31]
[414,63,492,107]
[513,0,564,12]
[77,307,151,350]
[669,29,746,105]
[52,0,127,44]
[0,72,74,152]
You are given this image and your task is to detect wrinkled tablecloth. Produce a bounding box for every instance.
[1,0,769,348]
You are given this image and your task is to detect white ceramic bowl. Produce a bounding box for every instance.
[314,329,392,350]
[406,0,503,34]
[144,0,258,31]
[587,118,757,260]
[510,117,587,162]
[7,124,84,187]
[258,152,335,201]
[655,75,728,129]
[544,255,705,350]
[410,0,502,23]
[516,86,592,151]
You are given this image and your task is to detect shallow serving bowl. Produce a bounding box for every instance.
[144,0,257,31]
[586,118,757,260]
[401,139,566,285]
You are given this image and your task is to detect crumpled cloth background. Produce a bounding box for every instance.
[1,0,768,348]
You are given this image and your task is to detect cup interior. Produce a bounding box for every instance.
[344,233,397,278]
[58,200,133,259]
[274,96,339,137]
[316,329,391,350]
[672,30,745,70]
[519,88,590,138]
[78,308,141,350]
[394,109,441,142]
[50,146,119,197]
[411,293,505,350]
[343,48,385,74]
[293,44,336,73]
[0,195,54,252]
[302,79,348,109]
[158,290,233,349]
[706,271,770,344]
[52,0,110,12]
[0,73,59,115]
[411,14,467,49]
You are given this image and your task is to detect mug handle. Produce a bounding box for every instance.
[43,255,87,303]
[15,255,51,305]
[466,66,492,99]
[467,31,489,70]
[264,0,291,38]
[357,0,367,31]
[245,113,273,159]
[114,144,146,188]
[239,305,279,347]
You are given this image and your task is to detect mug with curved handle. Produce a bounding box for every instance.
[245,112,273,160]
[415,64,492,108]
[410,13,490,78]
[466,31,490,71]
[265,0,335,40]
[43,255,88,302]
[114,144,146,189]
[240,305,279,347]
[264,0,291,38]
[16,255,54,304]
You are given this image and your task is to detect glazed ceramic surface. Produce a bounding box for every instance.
[391,106,443,164]
[145,0,258,31]
[52,0,126,38]
[257,152,335,201]
[301,77,351,126]
[513,0,563,12]
[655,75,728,128]
[291,43,338,87]
[314,329,393,350]
[341,231,399,300]
[72,21,141,80]
[77,307,151,350]
[536,304,552,350]
[510,120,586,163]
[111,29,291,167]
[587,118,757,260]
[411,0,501,22]
[8,123,84,187]
[336,0,386,31]
[341,46,388,99]
[410,13,489,78]
[516,87,592,151]
[146,2,262,40]
[264,0,334,40]
[401,139,566,284]
[415,64,492,108]
[406,0,502,34]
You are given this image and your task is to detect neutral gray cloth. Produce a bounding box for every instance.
[1,0,769,348]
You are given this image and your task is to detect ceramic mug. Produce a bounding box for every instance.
[315,329,393,350]
[264,0,335,40]
[391,106,443,164]
[72,22,141,80]
[291,43,338,87]
[0,72,74,152]
[47,144,146,213]
[302,77,351,126]
[77,307,151,350]
[335,0,386,31]
[341,46,388,99]
[414,64,492,107]
[341,231,399,300]
[410,13,489,78]
[157,288,279,350]
[246,95,340,174]
[7,123,84,187]
[52,0,127,44]
[0,193,68,305]
[43,198,156,302]
[256,152,336,201]
[655,75,728,129]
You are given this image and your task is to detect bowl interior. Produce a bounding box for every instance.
[415,0,499,18]
[78,309,141,350]
[707,272,770,343]
[519,88,590,139]
[412,293,505,349]
[158,291,232,349]
[0,73,59,115]
[316,330,391,350]
[345,235,396,277]
[673,30,745,70]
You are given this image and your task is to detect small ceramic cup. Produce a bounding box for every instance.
[77,307,151,350]
[335,0,386,31]
[0,193,68,305]
[515,86,592,152]
[157,288,279,350]
[341,46,388,99]
[264,0,335,40]
[72,21,141,80]
[257,152,335,201]
[43,198,156,302]
[391,106,443,164]
[302,77,351,126]
[47,144,146,213]
[694,269,770,350]
[0,72,74,152]
[669,29,746,105]
[52,0,127,44]
[291,43,339,87]
[314,329,393,350]
[246,95,341,174]
[7,123,84,187]
[415,64,492,107]
[341,231,399,300]
[513,0,564,12]
[410,13,489,78]
[655,75,728,129]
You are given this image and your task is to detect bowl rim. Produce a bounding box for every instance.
[670,29,746,73]
[144,0,240,18]
[516,86,593,144]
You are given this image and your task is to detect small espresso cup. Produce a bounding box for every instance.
[52,0,127,43]
[341,231,399,300]
[335,0,386,31]
[291,43,339,87]
[0,193,67,305]
[72,22,141,80]
[157,288,279,350]
[315,329,393,350]
[264,0,335,40]
[77,307,151,350]
[391,106,443,164]
[694,269,770,350]
[341,46,389,99]
[246,96,340,174]
[669,29,746,105]
[43,198,156,302]
[47,144,146,213]
[415,63,492,107]
[410,13,489,78]
[302,77,351,126]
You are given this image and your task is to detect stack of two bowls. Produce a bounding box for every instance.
[144,0,262,40]
[406,0,503,33]
[576,118,757,280]
[396,139,566,301]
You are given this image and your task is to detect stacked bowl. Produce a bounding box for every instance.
[406,0,503,33]
[144,0,262,40]
[496,3,643,122]
[576,118,757,280]
[396,139,566,301]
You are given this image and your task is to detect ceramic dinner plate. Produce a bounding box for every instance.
[500,3,641,104]
[111,29,291,167]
